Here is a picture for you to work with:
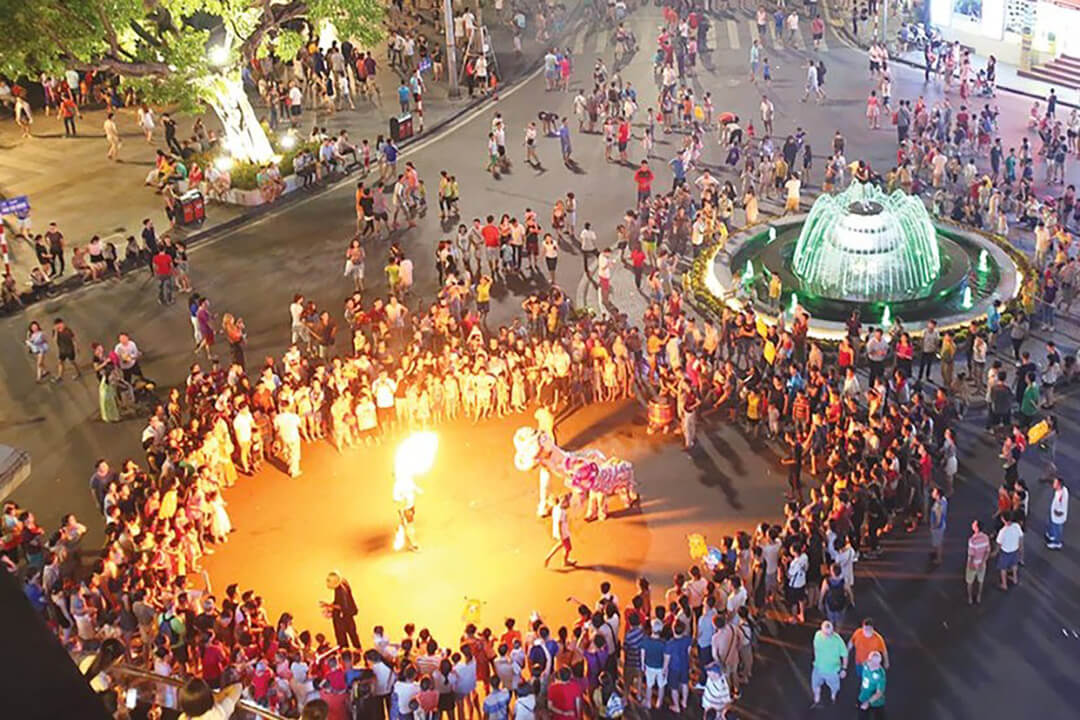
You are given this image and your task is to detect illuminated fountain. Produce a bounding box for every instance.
[791,183,940,302]
[708,184,1021,335]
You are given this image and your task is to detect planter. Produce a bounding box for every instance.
[221,174,300,206]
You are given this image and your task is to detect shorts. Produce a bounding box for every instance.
[811,668,840,695]
[644,666,666,690]
[58,349,75,362]
[965,562,987,585]
[546,257,557,272]
[997,549,1018,571]
[618,140,627,152]
[478,300,490,313]
[290,105,302,117]
[785,584,806,605]
[560,536,572,552]
[376,405,394,427]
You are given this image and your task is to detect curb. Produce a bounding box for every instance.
[1,7,592,315]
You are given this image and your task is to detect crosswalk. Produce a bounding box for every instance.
[571,15,829,57]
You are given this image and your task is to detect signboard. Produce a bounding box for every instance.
[0,195,30,216]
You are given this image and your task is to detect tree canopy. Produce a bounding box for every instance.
[0,0,386,110]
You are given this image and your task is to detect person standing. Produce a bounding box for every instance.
[544,494,576,568]
[847,619,889,678]
[103,112,121,160]
[45,222,65,277]
[857,651,887,718]
[995,511,1023,590]
[51,317,80,381]
[322,572,360,648]
[25,321,50,382]
[810,620,847,708]
[929,486,947,565]
[640,619,669,709]
[559,118,573,165]
[274,400,303,478]
[918,319,940,382]
[680,382,700,450]
[1046,477,1069,549]
[152,247,174,305]
[965,519,991,604]
[59,94,79,136]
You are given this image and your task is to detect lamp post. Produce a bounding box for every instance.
[443,0,460,98]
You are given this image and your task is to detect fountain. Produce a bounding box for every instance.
[701,184,1022,336]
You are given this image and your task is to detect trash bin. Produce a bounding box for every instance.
[178,190,205,227]
[390,113,414,142]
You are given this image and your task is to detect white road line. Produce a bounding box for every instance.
[747,19,759,44]
[726,19,741,50]
[573,28,586,55]
[768,21,781,49]
[595,31,609,55]
[791,26,806,51]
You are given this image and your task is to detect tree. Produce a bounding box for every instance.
[0,0,385,162]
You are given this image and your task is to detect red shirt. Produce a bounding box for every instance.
[152,252,174,277]
[634,167,654,191]
[482,224,500,248]
[631,248,646,268]
[547,679,582,719]
[201,642,228,682]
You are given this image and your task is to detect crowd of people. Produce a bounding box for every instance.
[4,2,1079,720]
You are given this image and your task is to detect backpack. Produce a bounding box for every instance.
[605,691,625,718]
[825,579,848,612]
[158,612,182,646]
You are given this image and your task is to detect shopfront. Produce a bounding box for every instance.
[929,0,1080,65]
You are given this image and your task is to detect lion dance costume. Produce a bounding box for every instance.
[514,427,639,521]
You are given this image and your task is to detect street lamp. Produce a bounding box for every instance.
[209,45,230,67]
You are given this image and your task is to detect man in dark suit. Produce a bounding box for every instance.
[324,571,360,648]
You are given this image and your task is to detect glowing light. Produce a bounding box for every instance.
[209,45,230,67]
[768,226,777,243]
[978,249,989,274]
[744,259,754,281]
[961,286,973,309]
[395,432,439,481]
[214,155,234,171]
[789,292,799,316]
[202,73,276,164]
[881,304,892,327]
[280,133,297,150]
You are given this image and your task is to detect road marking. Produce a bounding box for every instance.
[727,19,741,50]
[768,21,781,49]
[748,19,759,43]
[791,26,806,51]
[595,31,609,55]
[29,63,550,312]
[573,28,586,55]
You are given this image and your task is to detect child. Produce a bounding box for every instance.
[763,58,772,88]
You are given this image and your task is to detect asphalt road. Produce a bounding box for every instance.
[2,8,1079,718]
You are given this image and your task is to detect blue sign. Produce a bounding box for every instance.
[418,56,432,74]
[0,195,30,216]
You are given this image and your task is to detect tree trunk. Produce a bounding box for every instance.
[204,72,275,165]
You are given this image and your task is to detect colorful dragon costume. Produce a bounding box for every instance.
[513,427,638,513]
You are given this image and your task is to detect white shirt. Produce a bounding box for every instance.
[726,585,748,613]
[996,523,1024,553]
[787,553,808,588]
[233,411,253,443]
[274,411,301,444]
[114,340,140,369]
[1051,486,1069,524]
[579,228,597,252]
[373,377,397,408]
[552,503,570,540]
[288,86,303,106]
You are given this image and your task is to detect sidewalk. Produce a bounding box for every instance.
[0,4,578,287]
[824,0,1079,105]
